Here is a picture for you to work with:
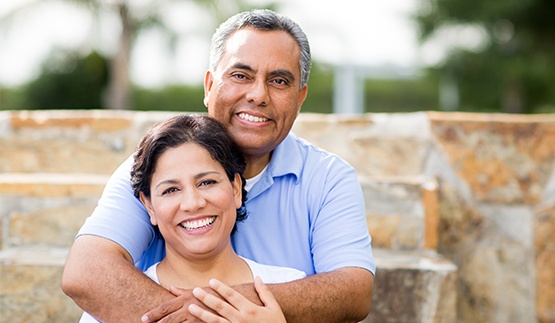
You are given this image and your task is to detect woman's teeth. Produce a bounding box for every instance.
[180,216,216,230]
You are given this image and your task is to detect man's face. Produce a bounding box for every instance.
[203,27,308,159]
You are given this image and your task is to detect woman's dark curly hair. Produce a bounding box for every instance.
[130,114,248,230]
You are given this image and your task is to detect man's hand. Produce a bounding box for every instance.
[188,277,286,323]
[140,286,205,323]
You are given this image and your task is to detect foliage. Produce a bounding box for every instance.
[132,85,205,112]
[301,62,334,114]
[1,55,441,114]
[364,77,438,113]
[414,0,555,113]
[20,51,108,109]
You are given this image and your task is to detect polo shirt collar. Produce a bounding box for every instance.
[247,133,302,200]
[268,132,302,182]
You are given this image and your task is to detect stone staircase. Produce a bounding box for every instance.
[1,110,460,322]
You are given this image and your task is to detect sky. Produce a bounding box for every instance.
[0,0,432,88]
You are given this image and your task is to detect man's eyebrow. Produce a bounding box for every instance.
[231,63,296,82]
[269,69,296,82]
[231,63,255,72]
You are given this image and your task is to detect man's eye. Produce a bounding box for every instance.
[232,73,247,80]
[272,78,289,86]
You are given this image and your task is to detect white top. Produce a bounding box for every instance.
[144,256,306,284]
[80,257,306,322]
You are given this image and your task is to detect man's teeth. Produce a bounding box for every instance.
[238,113,268,123]
[181,216,216,230]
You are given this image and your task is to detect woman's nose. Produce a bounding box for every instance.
[180,189,206,212]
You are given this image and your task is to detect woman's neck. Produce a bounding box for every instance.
[156,244,252,290]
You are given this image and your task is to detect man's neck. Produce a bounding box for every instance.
[243,153,271,179]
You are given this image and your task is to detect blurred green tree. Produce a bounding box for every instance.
[415,0,555,113]
[0,0,270,110]
[23,50,108,109]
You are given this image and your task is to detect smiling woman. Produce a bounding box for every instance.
[78,113,306,322]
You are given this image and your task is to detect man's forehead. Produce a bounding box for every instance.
[220,28,301,74]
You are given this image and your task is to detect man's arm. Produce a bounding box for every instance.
[62,235,176,322]
[270,267,374,322]
[145,267,373,323]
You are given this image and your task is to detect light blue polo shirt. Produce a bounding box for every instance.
[78,132,376,276]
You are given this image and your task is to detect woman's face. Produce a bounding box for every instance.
[141,142,242,261]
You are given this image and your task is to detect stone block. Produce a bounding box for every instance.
[0,247,83,322]
[0,173,108,248]
[0,111,133,174]
[363,249,458,323]
[362,176,439,251]
[535,204,555,323]
[428,112,555,204]
[437,181,537,323]
[292,112,432,177]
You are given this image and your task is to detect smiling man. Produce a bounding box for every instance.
[62,9,375,322]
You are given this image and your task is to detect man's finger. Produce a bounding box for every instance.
[142,291,203,323]
[169,286,185,297]
[142,298,182,322]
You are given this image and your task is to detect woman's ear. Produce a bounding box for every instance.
[140,192,157,226]
[232,173,243,209]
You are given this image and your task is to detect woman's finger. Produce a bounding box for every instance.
[208,278,252,310]
[191,286,238,320]
[188,303,229,323]
[254,276,279,308]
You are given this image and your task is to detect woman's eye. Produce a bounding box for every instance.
[199,179,217,187]
[162,187,178,195]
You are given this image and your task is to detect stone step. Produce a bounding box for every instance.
[1,172,438,253]
[363,248,458,323]
[0,110,177,174]
[0,173,109,250]
[0,246,457,322]
[0,247,83,322]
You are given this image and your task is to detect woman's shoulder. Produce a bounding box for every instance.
[241,257,307,284]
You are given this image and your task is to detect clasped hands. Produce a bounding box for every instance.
[141,277,285,323]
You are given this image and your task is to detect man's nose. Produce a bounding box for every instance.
[246,79,270,106]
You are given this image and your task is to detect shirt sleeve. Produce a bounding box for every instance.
[310,158,376,275]
[77,156,155,263]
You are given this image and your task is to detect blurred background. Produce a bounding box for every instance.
[0,0,554,114]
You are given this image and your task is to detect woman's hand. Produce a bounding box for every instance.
[189,276,286,322]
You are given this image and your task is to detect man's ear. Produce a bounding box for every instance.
[203,70,214,107]
[140,192,157,226]
[296,84,308,117]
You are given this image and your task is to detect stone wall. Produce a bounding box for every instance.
[1,110,553,322]
[293,112,555,323]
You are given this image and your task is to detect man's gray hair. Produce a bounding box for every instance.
[209,9,312,89]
